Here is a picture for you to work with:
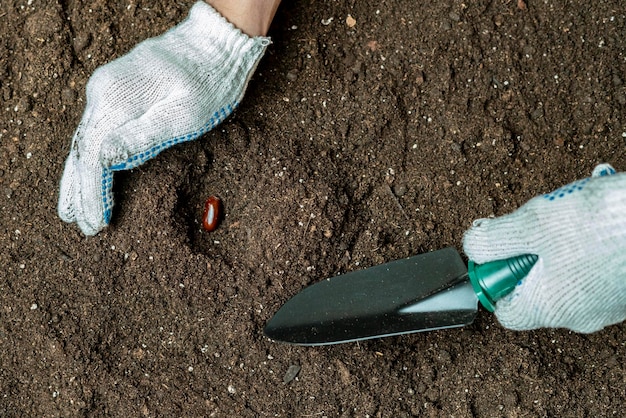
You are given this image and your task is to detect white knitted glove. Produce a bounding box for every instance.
[58,2,269,235]
[463,164,626,333]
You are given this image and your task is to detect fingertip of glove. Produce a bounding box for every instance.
[591,163,616,178]
[75,208,108,237]
[462,217,493,245]
[57,186,76,223]
[58,163,78,223]
[58,208,75,224]
[463,212,538,263]
[78,223,103,236]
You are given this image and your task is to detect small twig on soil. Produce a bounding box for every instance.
[302,213,314,239]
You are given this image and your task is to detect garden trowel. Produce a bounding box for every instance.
[264,247,537,345]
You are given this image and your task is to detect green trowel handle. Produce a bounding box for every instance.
[467,254,538,312]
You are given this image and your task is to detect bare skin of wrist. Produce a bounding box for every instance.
[206,0,281,37]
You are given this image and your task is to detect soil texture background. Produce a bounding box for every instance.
[1,0,625,416]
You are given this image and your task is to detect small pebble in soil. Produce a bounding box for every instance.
[202,196,222,232]
[283,364,301,384]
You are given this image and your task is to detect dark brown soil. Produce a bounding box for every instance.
[1,1,624,416]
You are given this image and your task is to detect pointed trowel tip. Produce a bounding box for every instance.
[262,309,321,346]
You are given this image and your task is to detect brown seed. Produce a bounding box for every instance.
[202,196,222,232]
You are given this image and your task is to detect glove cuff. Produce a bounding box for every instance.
[184,2,271,57]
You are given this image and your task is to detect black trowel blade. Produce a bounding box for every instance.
[264,247,478,345]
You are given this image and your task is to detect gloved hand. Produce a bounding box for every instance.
[463,164,626,333]
[58,2,270,235]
